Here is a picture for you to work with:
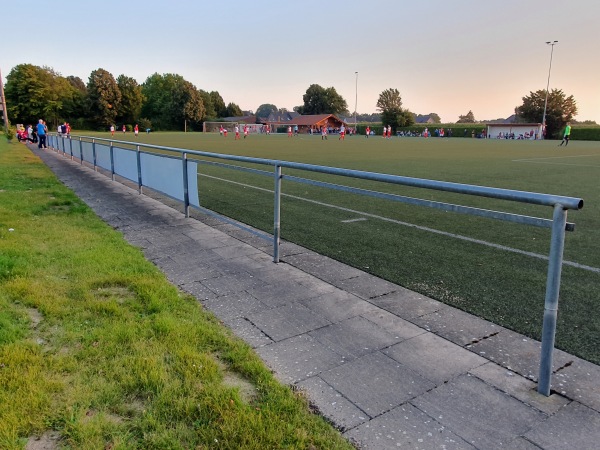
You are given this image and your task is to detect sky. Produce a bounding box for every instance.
[3,0,599,123]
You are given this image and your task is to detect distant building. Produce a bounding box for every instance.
[415,115,435,124]
[267,114,347,134]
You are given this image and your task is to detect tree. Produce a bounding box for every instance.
[298,84,348,115]
[255,104,277,119]
[225,102,242,117]
[457,110,476,123]
[87,68,121,128]
[5,64,76,126]
[376,88,414,130]
[141,73,205,130]
[209,91,227,118]
[116,75,144,125]
[65,76,89,121]
[199,90,216,119]
[515,89,577,138]
[428,113,441,124]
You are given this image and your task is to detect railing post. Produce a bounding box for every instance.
[182,152,190,218]
[273,164,282,263]
[92,138,97,171]
[136,144,143,194]
[109,141,115,181]
[538,204,568,396]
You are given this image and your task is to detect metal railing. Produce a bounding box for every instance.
[47,134,584,396]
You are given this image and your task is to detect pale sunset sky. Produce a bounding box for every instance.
[3,0,599,123]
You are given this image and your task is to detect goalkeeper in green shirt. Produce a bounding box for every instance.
[558,123,571,146]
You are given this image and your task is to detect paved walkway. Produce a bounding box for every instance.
[33,146,600,449]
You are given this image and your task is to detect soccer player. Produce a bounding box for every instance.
[288,126,293,138]
[110,125,115,136]
[365,126,370,138]
[321,126,328,140]
[243,124,249,139]
[558,122,571,146]
[122,125,126,134]
[235,125,240,140]
[339,124,345,140]
[134,124,139,137]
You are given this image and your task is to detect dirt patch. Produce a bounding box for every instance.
[25,431,60,450]
[222,371,259,404]
[27,308,43,329]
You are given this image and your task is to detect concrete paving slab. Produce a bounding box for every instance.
[299,290,380,323]
[220,316,273,348]
[411,305,504,346]
[368,288,444,320]
[245,281,321,308]
[201,292,269,321]
[211,243,263,260]
[550,357,600,412]
[344,403,476,450]
[283,252,365,283]
[179,281,219,302]
[412,374,547,449]
[468,329,574,381]
[469,362,569,415]
[320,352,435,418]
[200,272,267,296]
[297,376,369,431]
[383,332,487,384]
[360,308,426,341]
[256,334,345,384]
[525,401,600,449]
[331,275,398,300]
[308,316,402,360]
[246,302,331,341]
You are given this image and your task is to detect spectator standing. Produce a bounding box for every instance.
[37,119,47,149]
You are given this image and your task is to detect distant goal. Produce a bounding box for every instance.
[203,121,238,133]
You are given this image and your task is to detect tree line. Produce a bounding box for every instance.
[4,64,580,137]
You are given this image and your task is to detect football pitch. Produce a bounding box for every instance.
[84,131,600,364]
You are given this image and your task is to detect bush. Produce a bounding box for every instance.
[571,126,600,141]
[5,126,15,141]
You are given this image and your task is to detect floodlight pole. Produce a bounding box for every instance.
[0,68,9,133]
[354,72,358,133]
[541,41,558,139]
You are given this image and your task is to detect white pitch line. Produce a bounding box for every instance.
[341,217,368,223]
[512,154,598,162]
[199,173,600,274]
[514,161,600,168]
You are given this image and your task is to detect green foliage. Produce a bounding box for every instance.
[5,125,15,141]
[87,68,121,128]
[226,102,243,117]
[5,64,80,127]
[141,74,206,130]
[457,110,476,123]
[116,75,144,125]
[571,126,600,141]
[515,88,577,138]
[255,103,277,119]
[298,84,348,115]
[209,91,227,118]
[199,90,216,119]
[376,89,414,131]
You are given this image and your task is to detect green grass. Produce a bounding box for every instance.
[69,131,600,364]
[0,139,353,449]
